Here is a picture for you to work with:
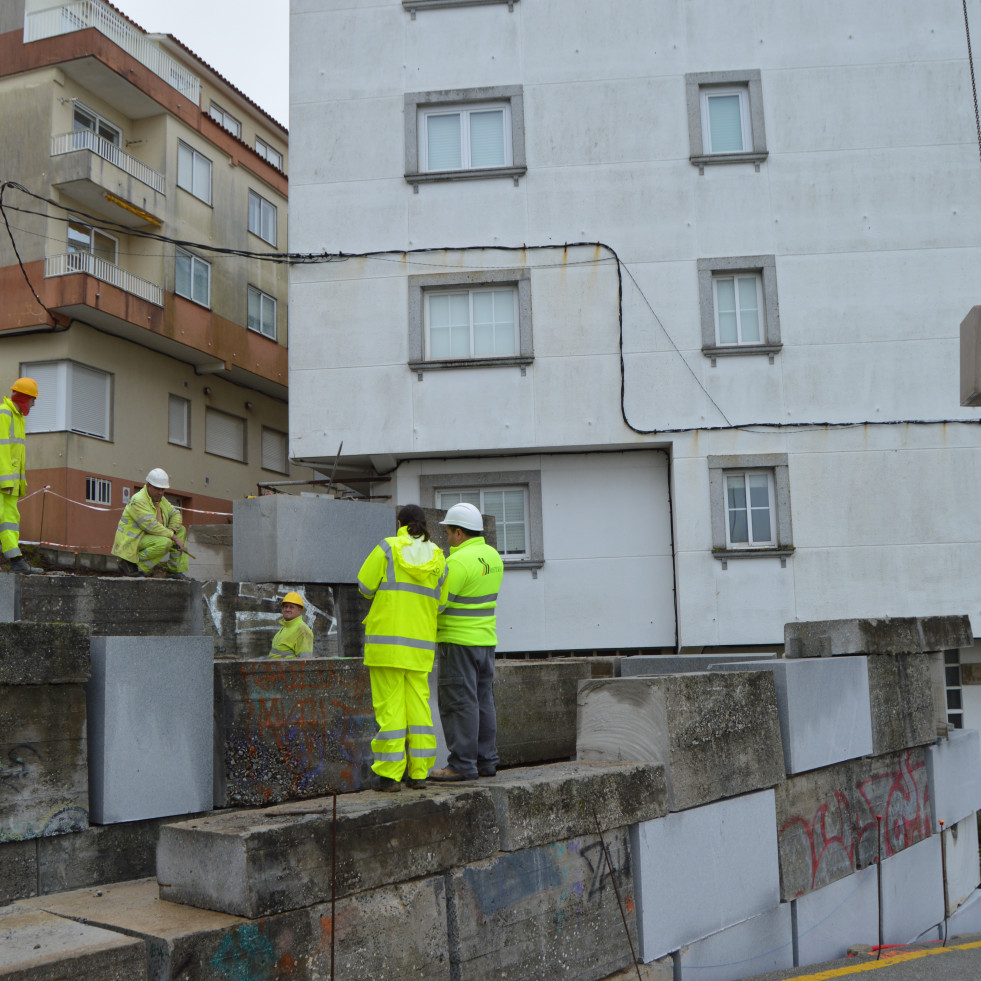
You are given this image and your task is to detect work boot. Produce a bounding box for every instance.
[117,558,140,576]
[8,557,36,575]
[429,767,474,782]
[405,778,427,790]
[167,572,190,581]
[372,776,401,793]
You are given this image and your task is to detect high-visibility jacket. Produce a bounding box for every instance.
[111,484,183,563]
[357,526,448,671]
[269,615,314,658]
[436,535,504,646]
[0,397,27,497]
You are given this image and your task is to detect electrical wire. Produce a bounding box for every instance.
[964,0,981,167]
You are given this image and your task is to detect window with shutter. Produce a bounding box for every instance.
[261,427,288,473]
[206,408,246,462]
[169,395,190,447]
[70,363,111,438]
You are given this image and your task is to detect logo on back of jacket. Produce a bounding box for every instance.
[478,557,493,576]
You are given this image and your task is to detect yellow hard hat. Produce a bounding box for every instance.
[282,591,304,608]
[11,377,38,398]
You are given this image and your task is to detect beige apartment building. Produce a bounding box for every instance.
[0,0,311,557]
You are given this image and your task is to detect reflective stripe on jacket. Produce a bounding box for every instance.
[0,397,27,496]
[269,615,314,658]
[111,484,183,562]
[436,535,504,646]
[357,526,448,671]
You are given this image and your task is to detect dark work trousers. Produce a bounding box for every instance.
[437,642,499,778]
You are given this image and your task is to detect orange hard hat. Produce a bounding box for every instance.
[11,377,38,398]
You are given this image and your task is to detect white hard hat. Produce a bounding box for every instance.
[439,502,484,532]
[146,468,170,489]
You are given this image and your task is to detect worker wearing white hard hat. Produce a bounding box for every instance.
[1,378,40,574]
[110,468,188,579]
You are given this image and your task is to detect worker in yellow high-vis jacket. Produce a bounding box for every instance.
[269,591,314,658]
[111,468,188,578]
[0,377,38,574]
[357,504,448,792]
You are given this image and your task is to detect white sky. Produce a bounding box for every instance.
[110,0,290,129]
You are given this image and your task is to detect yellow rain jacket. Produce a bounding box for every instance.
[357,526,448,671]
[111,484,183,563]
[436,536,504,646]
[0,396,27,496]
[269,615,314,658]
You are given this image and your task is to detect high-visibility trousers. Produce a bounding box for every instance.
[0,491,22,560]
[368,665,437,781]
[136,526,188,574]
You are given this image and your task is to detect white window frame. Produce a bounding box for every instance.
[261,427,289,474]
[67,220,118,263]
[255,137,283,171]
[248,190,277,246]
[723,470,775,549]
[177,140,212,204]
[21,360,113,441]
[419,101,512,173]
[685,70,768,171]
[712,272,765,347]
[209,101,241,138]
[72,103,121,145]
[247,286,277,339]
[205,407,247,463]
[168,394,190,447]
[700,86,751,155]
[424,286,518,360]
[175,247,211,307]
[437,486,529,559]
[85,477,112,505]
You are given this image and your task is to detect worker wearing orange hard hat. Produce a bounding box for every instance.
[268,591,314,658]
[1,378,39,574]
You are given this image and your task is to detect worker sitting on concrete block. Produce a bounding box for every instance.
[269,591,314,658]
[111,468,188,579]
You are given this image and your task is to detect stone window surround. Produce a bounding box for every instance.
[697,255,781,364]
[419,469,544,571]
[407,268,534,376]
[404,85,526,188]
[707,454,793,568]
[404,0,517,15]
[685,69,768,172]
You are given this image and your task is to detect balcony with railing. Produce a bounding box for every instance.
[46,251,163,307]
[25,1,201,104]
[51,130,164,193]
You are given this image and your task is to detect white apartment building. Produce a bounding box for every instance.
[288,0,981,700]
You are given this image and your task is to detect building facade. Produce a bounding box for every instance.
[0,0,312,557]
[288,0,981,678]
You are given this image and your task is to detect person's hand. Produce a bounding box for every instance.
[172,537,186,552]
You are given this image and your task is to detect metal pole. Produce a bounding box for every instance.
[331,790,337,981]
[940,819,950,946]
[876,813,884,960]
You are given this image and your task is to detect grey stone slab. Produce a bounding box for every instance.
[867,653,936,755]
[0,839,38,905]
[483,761,668,852]
[944,814,980,915]
[713,657,873,774]
[447,829,636,981]
[949,888,981,937]
[158,787,499,917]
[577,672,785,811]
[19,576,203,636]
[792,865,879,966]
[87,636,214,824]
[631,791,781,962]
[0,902,147,980]
[928,729,981,827]
[0,624,90,686]
[880,834,945,943]
[620,652,776,677]
[232,496,394,583]
[0,574,18,622]
[775,748,933,900]
[784,615,973,658]
[0,685,88,843]
[675,905,793,981]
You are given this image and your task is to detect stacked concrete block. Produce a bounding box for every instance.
[927,728,981,826]
[0,623,90,842]
[943,814,980,915]
[880,833,945,943]
[630,790,781,962]
[947,888,981,936]
[0,573,17,620]
[619,652,776,676]
[601,961,674,981]
[577,672,785,810]
[0,839,37,905]
[792,864,879,965]
[867,653,937,755]
[784,615,972,659]
[232,496,394,583]
[87,636,213,824]
[714,657,873,774]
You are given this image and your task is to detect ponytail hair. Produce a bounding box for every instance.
[397,503,430,541]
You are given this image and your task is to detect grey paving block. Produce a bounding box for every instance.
[577,673,785,811]
[880,834,945,943]
[620,652,776,676]
[0,574,18,621]
[87,636,214,824]
[233,496,394,583]
[0,623,90,685]
[631,791,781,962]
[784,615,973,658]
[867,653,936,755]
[928,729,981,827]
[792,865,879,965]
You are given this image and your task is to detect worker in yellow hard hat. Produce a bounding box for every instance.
[269,591,314,658]
[1,378,39,574]
[111,468,188,578]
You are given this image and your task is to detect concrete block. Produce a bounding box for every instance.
[675,905,794,981]
[601,960,674,981]
[0,623,90,685]
[214,657,375,806]
[577,673,785,811]
[484,761,668,852]
[0,839,37,905]
[448,829,636,981]
[631,790,780,961]
[713,657,873,774]
[19,576,203,636]
[792,865,879,965]
[202,580,338,660]
[776,748,932,899]
[867,654,936,755]
[949,888,981,937]
[927,729,981,827]
[880,833,944,943]
[158,787,499,917]
[0,573,18,621]
[0,902,147,980]
[232,496,394,583]
[785,615,972,658]
[943,814,980,914]
[87,636,213,824]
[920,615,974,652]
[186,523,233,582]
[0,685,88,842]
[620,652,776,676]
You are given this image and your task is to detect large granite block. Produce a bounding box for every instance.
[0,839,37,905]
[631,790,780,961]
[714,657,873,774]
[675,905,793,981]
[792,865,879,966]
[577,672,785,810]
[928,729,981,827]
[158,787,498,917]
[784,615,972,658]
[0,685,88,842]
[233,496,394,583]
[0,574,17,621]
[948,888,981,936]
[776,748,933,900]
[880,834,945,943]
[0,622,90,685]
[867,653,937,755]
[0,902,147,980]
[448,830,636,981]
[87,636,214,824]
[620,652,776,676]
[19,576,203,636]
[943,813,980,914]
